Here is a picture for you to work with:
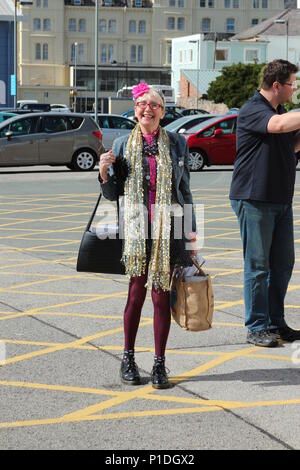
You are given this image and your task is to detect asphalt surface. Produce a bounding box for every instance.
[0,165,300,451]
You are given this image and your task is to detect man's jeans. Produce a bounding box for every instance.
[231,200,294,332]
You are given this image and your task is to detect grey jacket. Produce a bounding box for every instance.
[101,130,196,233]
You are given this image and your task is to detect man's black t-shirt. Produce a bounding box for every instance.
[230,91,296,204]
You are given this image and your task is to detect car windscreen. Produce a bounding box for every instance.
[164,117,191,132]
[185,115,225,134]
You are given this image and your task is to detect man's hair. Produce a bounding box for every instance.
[261,59,298,89]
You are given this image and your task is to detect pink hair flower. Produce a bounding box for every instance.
[132,82,150,100]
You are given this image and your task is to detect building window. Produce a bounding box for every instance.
[245,49,259,62]
[78,43,84,63]
[208,0,214,6]
[43,0,48,7]
[202,17,211,32]
[226,18,235,32]
[168,45,172,64]
[43,43,48,60]
[71,43,76,62]
[233,0,239,7]
[68,19,76,32]
[138,45,143,63]
[130,45,136,63]
[253,0,259,7]
[129,20,136,33]
[101,44,107,63]
[108,44,114,62]
[252,18,259,25]
[108,20,116,33]
[189,49,193,62]
[79,19,86,32]
[178,0,184,6]
[36,0,41,7]
[169,0,175,5]
[168,17,175,30]
[33,18,41,31]
[35,43,41,60]
[179,50,183,63]
[99,20,106,33]
[215,49,229,61]
[139,20,146,34]
[200,0,206,6]
[262,0,268,7]
[178,18,185,30]
[43,18,51,31]
[224,0,230,8]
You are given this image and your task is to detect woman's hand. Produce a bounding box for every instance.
[99,150,116,183]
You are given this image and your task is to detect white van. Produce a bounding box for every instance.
[17,100,38,109]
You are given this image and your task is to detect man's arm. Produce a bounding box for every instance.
[267,111,300,134]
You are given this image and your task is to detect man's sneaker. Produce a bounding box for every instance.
[120,350,141,385]
[271,326,300,342]
[247,329,279,348]
[151,357,170,389]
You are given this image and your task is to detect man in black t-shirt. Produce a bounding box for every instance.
[230,59,300,347]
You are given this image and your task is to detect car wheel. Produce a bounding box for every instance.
[189,150,206,171]
[70,149,97,171]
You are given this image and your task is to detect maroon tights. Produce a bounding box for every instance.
[123,269,172,357]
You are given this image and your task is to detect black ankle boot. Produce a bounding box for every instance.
[151,356,170,389]
[120,350,141,385]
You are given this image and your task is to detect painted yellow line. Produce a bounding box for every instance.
[0,291,129,322]
[0,380,125,397]
[2,320,153,366]
[61,346,256,420]
[1,396,300,430]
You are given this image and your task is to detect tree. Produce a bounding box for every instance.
[207,62,265,108]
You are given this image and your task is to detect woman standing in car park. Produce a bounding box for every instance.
[99,83,197,389]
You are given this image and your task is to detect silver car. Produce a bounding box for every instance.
[96,114,135,150]
[164,114,217,134]
[0,113,104,171]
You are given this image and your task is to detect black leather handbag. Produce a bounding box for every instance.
[76,193,125,275]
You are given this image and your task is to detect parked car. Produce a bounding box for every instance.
[95,114,136,150]
[0,113,104,171]
[164,114,217,134]
[19,103,51,112]
[185,114,238,171]
[180,108,209,116]
[17,99,38,109]
[50,104,71,112]
[0,112,17,123]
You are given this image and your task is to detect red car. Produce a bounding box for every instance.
[185,114,238,171]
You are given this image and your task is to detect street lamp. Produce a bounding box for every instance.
[94,0,99,124]
[74,42,78,112]
[14,0,33,108]
[189,39,200,110]
[274,18,289,61]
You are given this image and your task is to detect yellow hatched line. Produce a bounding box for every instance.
[0,290,129,322]
[2,319,152,366]
[62,346,256,421]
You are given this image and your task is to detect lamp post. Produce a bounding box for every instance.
[13,0,33,108]
[94,0,99,124]
[274,18,289,61]
[74,42,78,113]
[189,38,200,110]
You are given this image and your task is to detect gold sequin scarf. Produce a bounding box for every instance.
[122,124,173,291]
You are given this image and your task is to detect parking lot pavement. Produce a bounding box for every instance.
[0,168,300,450]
